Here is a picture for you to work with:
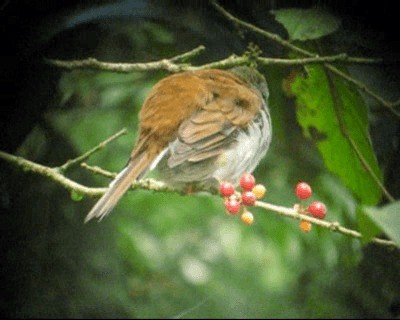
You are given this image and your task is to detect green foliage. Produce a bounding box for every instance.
[362,202,400,247]
[357,205,382,245]
[9,5,399,319]
[271,8,341,41]
[70,189,84,201]
[290,65,382,206]
[47,64,367,317]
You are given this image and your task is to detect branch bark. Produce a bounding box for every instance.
[255,201,396,248]
[0,147,397,248]
[47,49,387,74]
[3,5,398,249]
[210,0,400,116]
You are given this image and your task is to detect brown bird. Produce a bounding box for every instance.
[84,66,272,222]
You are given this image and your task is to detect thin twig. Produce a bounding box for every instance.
[47,2,399,115]
[213,1,382,65]
[346,135,395,202]
[325,64,400,114]
[210,0,400,117]
[80,162,175,193]
[255,201,397,248]
[0,148,396,247]
[190,54,249,70]
[57,128,127,173]
[80,162,117,179]
[212,0,397,203]
[170,45,206,62]
[0,150,106,197]
[46,46,205,74]
[46,57,185,73]
[46,52,387,77]
[191,54,385,71]
[211,1,309,56]
[257,54,383,66]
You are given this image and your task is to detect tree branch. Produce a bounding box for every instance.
[57,128,128,173]
[45,45,205,73]
[0,146,396,248]
[0,134,396,246]
[80,162,175,193]
[46,57,185,73]
[257,54,383,66]
[0,150,106,197]
[169,45,206,62]
[325,64,400,117]
[46,2,399,116]
[210,0,400,117]
[255,201,397,248]
[47,45,387,75]
[5,8,396,247]
[211,1,310,56]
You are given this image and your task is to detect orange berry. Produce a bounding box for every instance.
[299,219,312,233]
[252,184,266,199]
[241,211,254,225]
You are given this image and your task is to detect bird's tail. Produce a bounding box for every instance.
[84,153,150,223]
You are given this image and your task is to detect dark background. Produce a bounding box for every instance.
[1,0,399,152]
[1,0,399,318]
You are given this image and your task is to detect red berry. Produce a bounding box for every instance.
[241,191,257,206]
[308,201,327,219]
[241,211,254,225]
[239,173,256,191]
[295,182,312,200]
[225,198,241,215]
[219,181,235,197]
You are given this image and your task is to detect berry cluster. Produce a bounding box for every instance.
[219,173,267,226]
[294,182,327,233]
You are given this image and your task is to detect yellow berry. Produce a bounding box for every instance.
[241,211,254,225]
[299,220,312,233]
[252,184,266,199]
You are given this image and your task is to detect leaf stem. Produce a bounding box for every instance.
[210,0,400,117]
[324,66,395,202]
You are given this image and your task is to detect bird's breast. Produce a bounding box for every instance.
[212,104,272,184]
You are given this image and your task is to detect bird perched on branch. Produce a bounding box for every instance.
[85,66,272,222]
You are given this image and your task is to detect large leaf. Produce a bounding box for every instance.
[291,65,382,205]
[271,8,341,41]
[362,202,400,247]
[356,205,382,245]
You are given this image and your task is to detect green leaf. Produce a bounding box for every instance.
[356,206,382,245]
[290,65,382,205]
[271,8,341,41]
[70,190,84,202]
[362,202,400,246]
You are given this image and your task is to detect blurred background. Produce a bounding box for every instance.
[1,0,399,318]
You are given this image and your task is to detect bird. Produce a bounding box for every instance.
[84,66,272,222]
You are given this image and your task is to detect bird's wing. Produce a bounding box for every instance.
[167,71,263,168]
